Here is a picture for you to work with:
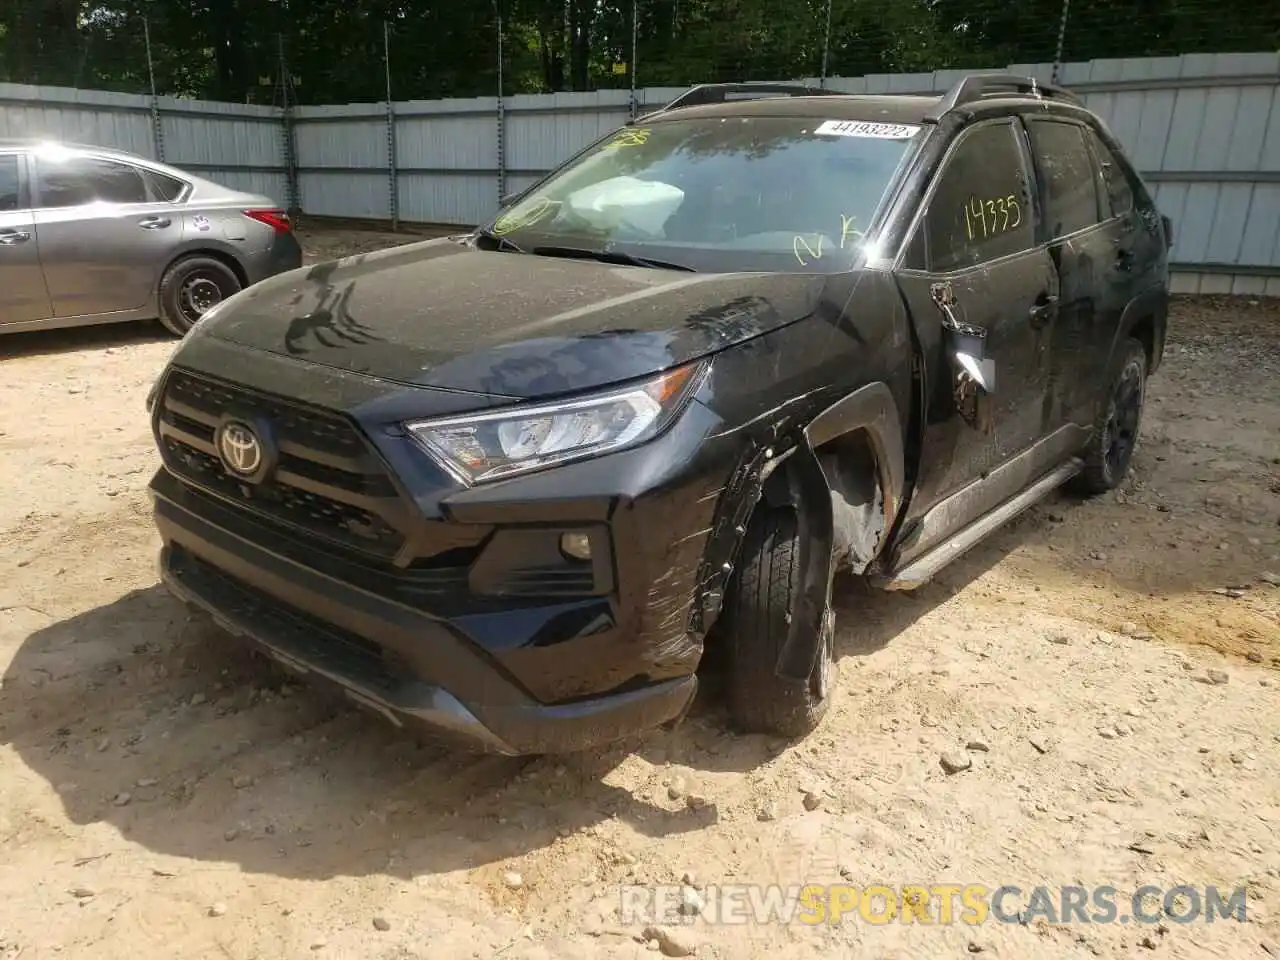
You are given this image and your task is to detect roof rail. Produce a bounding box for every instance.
[631,81,840,124]
[926,73,1081,120]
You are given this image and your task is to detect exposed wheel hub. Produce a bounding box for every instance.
[181,276,223,320]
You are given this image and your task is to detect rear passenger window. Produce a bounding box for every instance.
[1026,120,1101,238]
[146,169,187,202]
[913,121,1034,273]
[1085,128,1134,217]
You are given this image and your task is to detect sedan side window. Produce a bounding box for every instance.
[36,155,149,208]
[0,155,20,211]
[145,169,187,202]
[911,121,1035,273]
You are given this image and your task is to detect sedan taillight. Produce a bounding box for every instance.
[243,209,292,233]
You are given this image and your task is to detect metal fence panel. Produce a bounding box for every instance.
[0,84,155,156]
[396,172,492,226]
[299,171,390,219]
[159,120,283,169]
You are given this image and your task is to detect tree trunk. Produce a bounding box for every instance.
[209,0,249,102]
[568,0,591,90]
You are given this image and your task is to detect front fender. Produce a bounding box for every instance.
[692,381,905,685]
[804,380,905,527]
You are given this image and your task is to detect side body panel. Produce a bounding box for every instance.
[0,151,52,327]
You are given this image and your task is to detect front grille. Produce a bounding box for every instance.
[156,369,408,560]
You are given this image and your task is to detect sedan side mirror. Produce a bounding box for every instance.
[500,192,519,207]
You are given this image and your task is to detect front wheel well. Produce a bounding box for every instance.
[814,430,886,574]
[758,429,886,572]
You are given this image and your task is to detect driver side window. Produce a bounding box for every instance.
[907,120,1036,273]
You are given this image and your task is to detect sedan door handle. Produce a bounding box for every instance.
[0,229,31,245]
[138,216,171,229]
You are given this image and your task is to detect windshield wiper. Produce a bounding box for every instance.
[473,228,526,253]
[530,245,696,272]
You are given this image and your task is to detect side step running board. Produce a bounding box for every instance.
[876,457,1083,591]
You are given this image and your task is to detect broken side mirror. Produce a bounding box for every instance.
[930,281,995,433]
[951,327,995,393]
[949,326,995,434]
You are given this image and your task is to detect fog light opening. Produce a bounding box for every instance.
[560,531,593,561]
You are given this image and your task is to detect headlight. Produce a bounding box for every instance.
[405,362,707,485]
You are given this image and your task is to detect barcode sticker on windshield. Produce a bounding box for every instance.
[814,119,920,139]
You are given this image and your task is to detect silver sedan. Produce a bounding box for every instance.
[0,139,303,337]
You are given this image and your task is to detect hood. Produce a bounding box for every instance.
[201,237,826,399]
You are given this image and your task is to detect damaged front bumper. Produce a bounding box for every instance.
[154,486,698,755]
[148,393,747,755]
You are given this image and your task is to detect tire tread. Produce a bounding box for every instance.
[724,507,831,738]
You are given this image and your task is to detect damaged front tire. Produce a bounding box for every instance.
[722,504,836,739]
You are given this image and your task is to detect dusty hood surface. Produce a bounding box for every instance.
[200,237,826,399]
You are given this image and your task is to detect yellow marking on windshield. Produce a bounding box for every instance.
[793,233,824,266]
[605,128,651,149]
[839,214,862,248]
[492,196,556,235]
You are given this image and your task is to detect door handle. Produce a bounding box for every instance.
[0,229,31,245]
[1029,293,1058,325]
[138,216,171,229]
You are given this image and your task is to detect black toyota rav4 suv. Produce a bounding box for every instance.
[147,74,1171,755]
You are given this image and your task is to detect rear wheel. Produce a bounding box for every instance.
[722,504,836,739]
[158,256,242,336]
[1073,337,1147,495]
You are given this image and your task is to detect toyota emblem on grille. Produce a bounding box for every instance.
[217,421,264,477]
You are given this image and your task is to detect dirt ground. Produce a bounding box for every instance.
[1,224,1278,960]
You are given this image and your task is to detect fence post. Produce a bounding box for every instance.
[384,21,399,231]
[1051,0,1071,84]
[277,33,300,215]
[495,4,507,207]
[629,0,638,118]
[143,18,165,162]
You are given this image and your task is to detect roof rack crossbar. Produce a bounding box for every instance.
[926,73,1081,120]
[631,81,841,123]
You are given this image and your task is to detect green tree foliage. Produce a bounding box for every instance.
[0,0,1276,102]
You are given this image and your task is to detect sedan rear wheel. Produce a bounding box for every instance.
[158,256,242,336]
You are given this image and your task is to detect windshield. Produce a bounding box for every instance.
[482,115,921,273]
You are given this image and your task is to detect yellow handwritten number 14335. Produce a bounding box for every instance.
[963,194,1022,241]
